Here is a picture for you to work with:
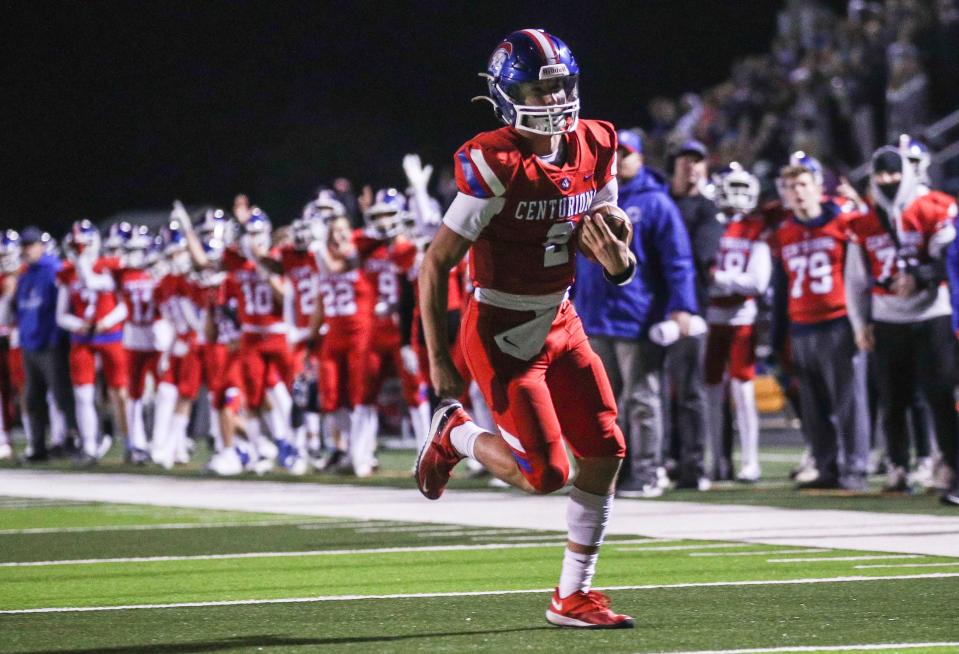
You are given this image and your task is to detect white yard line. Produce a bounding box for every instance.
[0,518,354,535]
[0,539,651,568]
[854,562,959,569]
[644,642,959,654]
[2,572,956,615]
[689,549,829,557]
[766,555,921,563]
[416,529,535,538]
[469,534,571,542]
[354,524,490,534]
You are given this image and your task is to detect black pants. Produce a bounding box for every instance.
[791,319,869,477]
[662,334,707,481]
[873,316,958,472]
[22,342,76,455]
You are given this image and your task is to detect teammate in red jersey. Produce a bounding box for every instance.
[769,165,869,490]
[223,211,304,474]
[704,164,771,483]
[149,222,204,468]
[113,226,160,463]
[313,213,379,476]
[0,230,21,459]
[55,220,128,463]
[415,29,635,628]
[845,145,958,495]
[358,189,432,451]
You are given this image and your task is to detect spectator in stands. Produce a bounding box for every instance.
[664,140,719,487]
[575,129,698,498]
[12,228,74,462]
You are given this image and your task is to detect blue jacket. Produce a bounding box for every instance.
[946,214,959,332]
[574,167,698,340]
[14,254,66,351]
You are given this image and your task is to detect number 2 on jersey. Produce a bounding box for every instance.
[543,221,574,268]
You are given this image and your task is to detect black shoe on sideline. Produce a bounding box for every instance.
[941,487,959,507]
[796,476,840,490]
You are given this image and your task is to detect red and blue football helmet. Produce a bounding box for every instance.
[475,29,580,136]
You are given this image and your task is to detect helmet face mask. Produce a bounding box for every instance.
[479,29,581,136]
[123,226,152,269]
[365,188,410,239]
[66,220,101,262]
[0,230,20,273]
[713,163,760,215]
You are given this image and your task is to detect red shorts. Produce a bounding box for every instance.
[126,350,162,399]
[240,333,293,409]
[319,328,369,412]
[461,299,625,493]
[169,349,202,400]
[205,344,244,411]
[70,341,128,389]
[8,347,24,390]
[364,322,427,407]
[705,324,756,384]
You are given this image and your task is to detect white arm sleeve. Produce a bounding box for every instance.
[844,243,872,333]
[98,301,128,331]
[178,296,203,333]
[0,294,12,327]
[76,258,116,291]
[714,241,772,296]
[441,193,505,242]
[589,179,618,209]
[56,286,85,332]
[929,222,956,260]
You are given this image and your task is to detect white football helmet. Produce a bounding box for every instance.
[713,162,760,215]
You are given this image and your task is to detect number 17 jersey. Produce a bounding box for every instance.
[444,120,618,297]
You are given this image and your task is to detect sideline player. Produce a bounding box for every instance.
[415,29,636,628]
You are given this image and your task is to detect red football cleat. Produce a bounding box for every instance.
[415,399,469,500]
[545,588,635,629]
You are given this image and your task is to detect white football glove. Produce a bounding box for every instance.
[171,200,193,231]
[403,154,433,193]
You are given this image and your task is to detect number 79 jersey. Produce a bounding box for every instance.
[444,120,618,296]
[768,206,851,325]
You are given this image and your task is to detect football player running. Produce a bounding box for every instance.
[416,29,635,628]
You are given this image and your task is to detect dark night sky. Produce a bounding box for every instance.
[7,1,797,231]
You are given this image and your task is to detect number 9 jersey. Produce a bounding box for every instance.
[444,119,618,296]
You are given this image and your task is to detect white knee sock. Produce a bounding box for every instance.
[559,486,614,597]
[306,412,321,451]
[151,382,179,461]
[46,391,66,447]
[266,384,293,442]
[74,385,98,457]
[127,398,148,451]
[450,420,485,460]
[208,393,223,452]
[705,382,727,475]
[349,404,378,472]
[731,378,760,475]
[409,403,431,451]
[172,412,190,459]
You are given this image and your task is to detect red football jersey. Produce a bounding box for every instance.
[769,207,851,324]
[115,268,160,327]
[447,120,617,295]
[279,246,320,329]
[845,192,957,295]
[155,274,200,337]
[711,215,768,308]
[222,261,286,332]
[362,238,417,322]
[56,259,124,333]
[317,267,375,337]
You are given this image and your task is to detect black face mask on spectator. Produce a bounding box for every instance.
[874,150,903,202]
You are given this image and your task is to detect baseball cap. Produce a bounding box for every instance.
[20,226,43,245]
[617,129,643,155]
[674,139,708,161]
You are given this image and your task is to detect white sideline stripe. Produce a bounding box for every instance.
[690,549,829,558]
[0,540,640,568]
[470,534,568,542]
[767,555,922,563]
[417,529,534,538]
[355,525,488,534]
[3,572,957,615]
[855,562,959,569]
[644,642,959,654]
[0,519,350,536]
[615,543,751,553]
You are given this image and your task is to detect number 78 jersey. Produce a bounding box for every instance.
[444,120,618,296]
[768,206,851,325]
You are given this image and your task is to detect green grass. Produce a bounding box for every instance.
[0,501,958,653]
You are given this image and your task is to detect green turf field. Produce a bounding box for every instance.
[1,498,957,653]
